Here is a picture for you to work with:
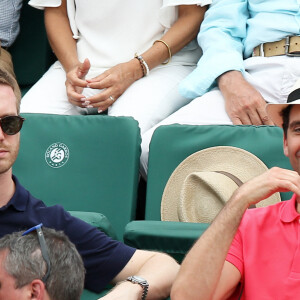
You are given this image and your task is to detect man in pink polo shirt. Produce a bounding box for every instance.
[170,82,300,300]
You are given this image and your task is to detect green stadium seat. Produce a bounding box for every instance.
[124,124,293,262]
[13,113,141,240]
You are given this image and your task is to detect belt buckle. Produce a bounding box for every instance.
[285,36,300,57]
[259,43,265,57]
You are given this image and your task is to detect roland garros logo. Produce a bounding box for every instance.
[45,142,69,168]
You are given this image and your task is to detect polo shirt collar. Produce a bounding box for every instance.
[280,194,300,223]
[0,175,28,212]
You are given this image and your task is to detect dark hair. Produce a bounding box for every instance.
[0,227,85,300]
[281,105,293,137]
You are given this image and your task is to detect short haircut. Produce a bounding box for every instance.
[281,105,293,137]
[0,68,21,113]
[0,227,85,300]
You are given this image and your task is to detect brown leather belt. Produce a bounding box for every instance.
[253,36,300,57]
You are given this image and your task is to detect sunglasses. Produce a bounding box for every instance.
[0,116,25,135]
[22,223,51,283]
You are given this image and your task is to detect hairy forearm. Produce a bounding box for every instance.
[44,3,79,73]
[142,5,206,70]
[111,251,179,300]
[171,191,248,300]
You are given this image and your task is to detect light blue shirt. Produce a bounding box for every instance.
[179,0,300,99]
[0,0,23,47]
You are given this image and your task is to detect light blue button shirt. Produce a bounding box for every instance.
[0,0,23,47]
[179,0,300,99]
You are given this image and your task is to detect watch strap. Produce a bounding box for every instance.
[126,276,149,300]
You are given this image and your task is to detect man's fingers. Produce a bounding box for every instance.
[231,117,243,125]
[231,112,252,125]
[257,106,275,126]
[247,109,264,125]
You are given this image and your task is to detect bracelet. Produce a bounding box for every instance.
[134,55,146,77]
[134,53,149,77]
[153,39,172,65]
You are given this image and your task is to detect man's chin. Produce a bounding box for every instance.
[0,161,14,175]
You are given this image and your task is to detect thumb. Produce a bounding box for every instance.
[77,58,91,79]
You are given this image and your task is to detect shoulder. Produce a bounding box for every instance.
[239,201,284,232]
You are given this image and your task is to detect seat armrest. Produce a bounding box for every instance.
[69,211,118,240]
[124,221,209,262]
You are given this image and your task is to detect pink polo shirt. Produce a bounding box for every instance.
[226,194,300,300]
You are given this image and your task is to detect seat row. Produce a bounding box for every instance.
[13,114,292,299]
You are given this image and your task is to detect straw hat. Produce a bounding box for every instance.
[161,146,281,222]
[267,78,300,127]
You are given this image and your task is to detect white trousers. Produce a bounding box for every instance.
[20,61,195,134]
[140,55,300,178]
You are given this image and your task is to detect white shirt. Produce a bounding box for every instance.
[29,0,211,71]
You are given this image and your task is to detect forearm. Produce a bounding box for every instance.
[142,5,206,70]
[111,251,179,300]
[171,191,248,300]
[137,253,179,300]
[44,2,79,73]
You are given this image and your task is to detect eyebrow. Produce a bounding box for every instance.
[289,120,300,129]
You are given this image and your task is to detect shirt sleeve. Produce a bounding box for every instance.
[160,0,212,28]
[179,0,249,99]
[28,0,61,9]
[41,206,136,293]
[226,228,244,277]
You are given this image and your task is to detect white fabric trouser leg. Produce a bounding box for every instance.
[21,61,82,115]
[20,61,195,134]
[140,55,300,178]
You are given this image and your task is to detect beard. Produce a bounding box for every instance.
[0,137,20,175]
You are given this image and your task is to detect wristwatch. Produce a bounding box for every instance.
[126,275,149,300]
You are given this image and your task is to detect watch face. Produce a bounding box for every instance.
[128,276,149,286]
[132,276,147,283]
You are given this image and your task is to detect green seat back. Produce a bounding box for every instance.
[9,3,54,94]
[13,114,141,240]
[145,124,292,220]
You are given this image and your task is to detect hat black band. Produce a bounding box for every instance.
[287,88,300,103]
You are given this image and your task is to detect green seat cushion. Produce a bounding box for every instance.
[124,221,209,263]
[69,211,117,240]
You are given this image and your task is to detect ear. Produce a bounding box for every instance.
[30,279,46,300]
[283,134,289,157]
